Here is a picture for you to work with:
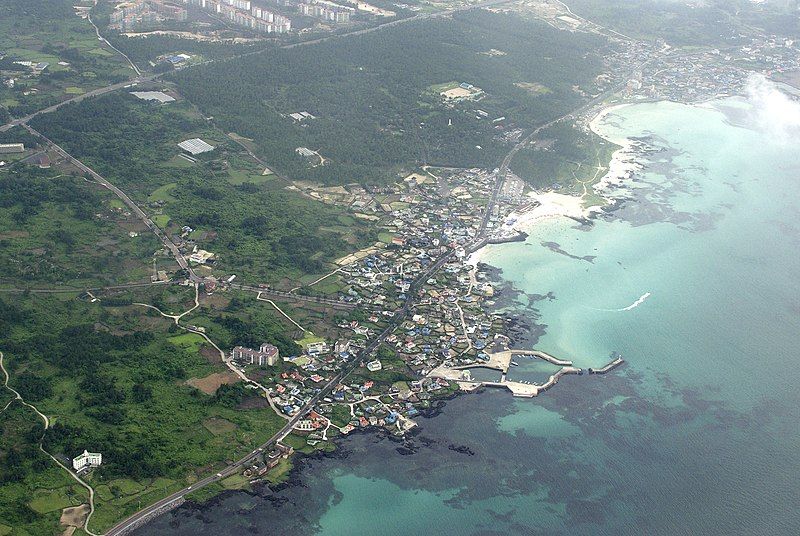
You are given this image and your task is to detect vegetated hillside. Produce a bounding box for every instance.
[31,93,375,282]
[0,163,167,288]
[0,290,288,533]
[566,0,798,45]
[509,122,619,194]
[171,10,609,185]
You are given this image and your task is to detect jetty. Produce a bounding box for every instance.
[589,356,624,374]
[428,348,583,398]
[450,349,573,374]
[483,367,582,397]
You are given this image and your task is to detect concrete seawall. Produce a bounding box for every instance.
[114,497,185,535]
[589,356,624,374]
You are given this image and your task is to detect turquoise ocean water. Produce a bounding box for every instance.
[137,93,800,535]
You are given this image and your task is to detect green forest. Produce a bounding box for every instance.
[0,290,288,534]
[30,92,376,283]
[169,10,610,185]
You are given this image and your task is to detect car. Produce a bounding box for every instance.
[187,486,192,490]
[216,473,222,477]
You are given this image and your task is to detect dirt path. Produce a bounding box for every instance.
[132,285,290,420]
[0,352,102,536]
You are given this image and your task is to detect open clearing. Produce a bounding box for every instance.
[186,371,239,394]
[202,417,238,436]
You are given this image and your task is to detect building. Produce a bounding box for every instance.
[178,138,215,155]
[298,1,353,23]
[0,143,24,153]
[109,0,188,32]
[232,343,279,366]
[130,91,175,103]
[366,359,382,372]
[188,249,215,264]
[72,450,102,472]
[183,0,291,33]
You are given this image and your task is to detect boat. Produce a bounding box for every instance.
[510,361,519,367]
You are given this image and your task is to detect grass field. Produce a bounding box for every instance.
[168,332,206,353]
[0,0,134,117]
[152,214,171,227]
[226,169,274,185]
[148,183,178,203]
[0,290,289,534]
[28,485,82,514]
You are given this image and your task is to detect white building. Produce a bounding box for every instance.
[232,343,279,366]
[366,360,382,372]
[178,138,215,155]
[72,450,102,472]
[0,143,24,154]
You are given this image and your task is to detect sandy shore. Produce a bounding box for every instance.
[588,105,643,199]
[469,104,643,267]
[468,191,589,265]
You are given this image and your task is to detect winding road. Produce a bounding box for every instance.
[1,352,102,536]
[0,1,656,534]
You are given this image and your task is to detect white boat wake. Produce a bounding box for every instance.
[584,292,651,312]
[619,292,651,311]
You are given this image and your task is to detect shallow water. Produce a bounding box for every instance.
[136,95,800,535]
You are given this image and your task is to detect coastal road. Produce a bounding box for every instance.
[106,245,455,535]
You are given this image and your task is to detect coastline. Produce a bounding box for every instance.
[133,100,657,534]
[469,102,639,267]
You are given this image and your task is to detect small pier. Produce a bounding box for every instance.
[483,367,582,398]
[430,349,627,398]
[451,349,573,375]
[589,356,624,375]
[429,348,585,398]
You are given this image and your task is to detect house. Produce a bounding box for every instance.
[366,360,382,372]
[232,343,279,366]
[72,450,102,472]
[188,249,215,264]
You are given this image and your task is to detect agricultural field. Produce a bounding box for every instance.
[0,162,172,288]
[0,0,134,118]
[30,92,376,284]
[0,289,287,534]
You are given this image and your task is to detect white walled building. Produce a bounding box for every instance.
[72,450,103,472]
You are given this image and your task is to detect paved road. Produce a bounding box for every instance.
[4,1,637,532]
[106,242,455,535]
[23,124,198,281]
[0,78,148,133]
